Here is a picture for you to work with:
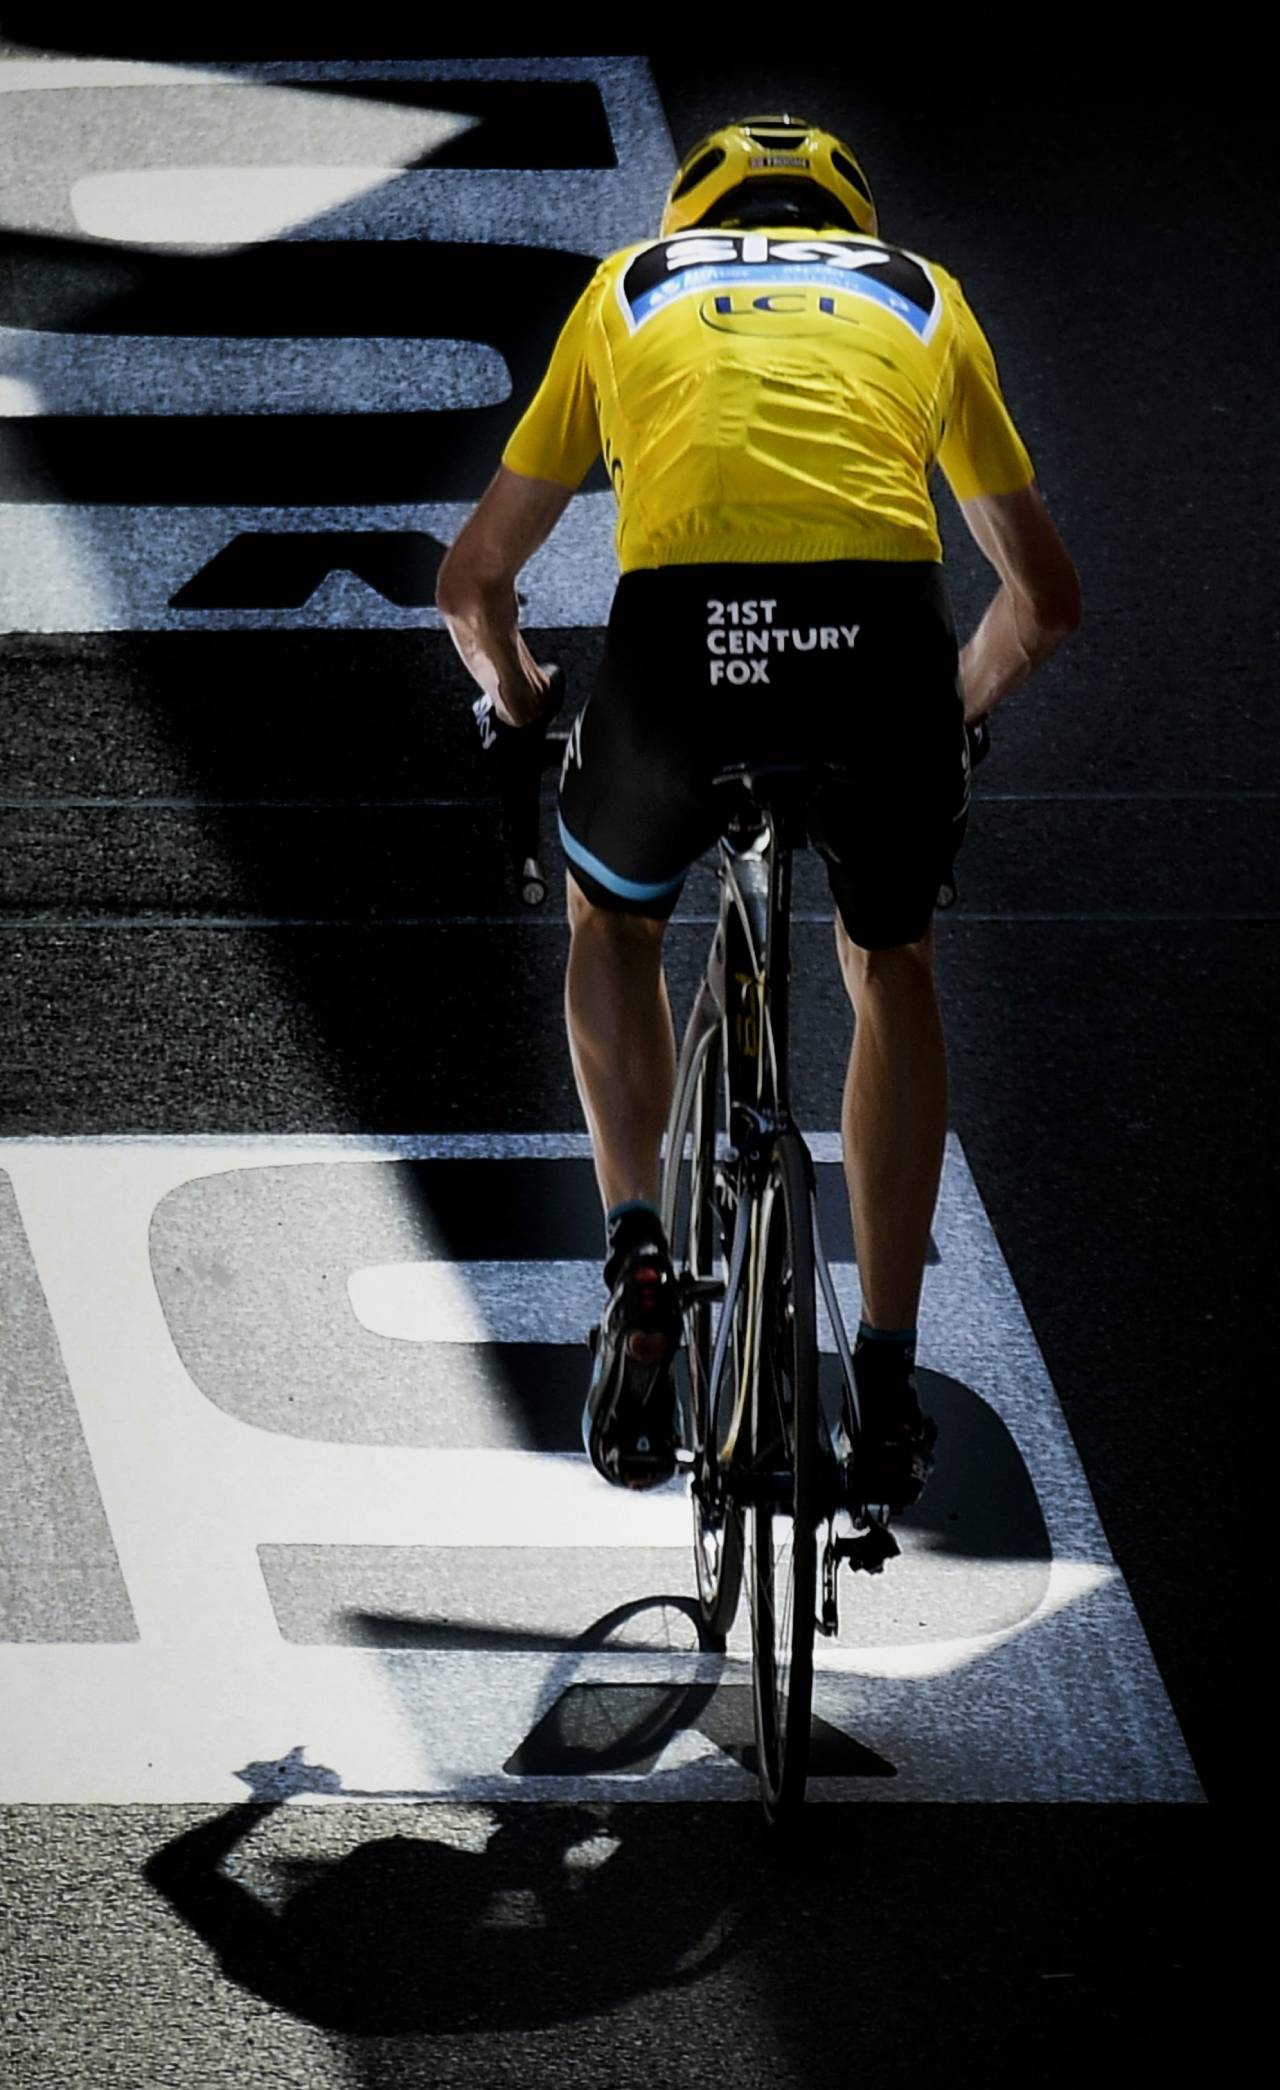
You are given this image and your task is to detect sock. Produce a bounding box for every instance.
[856,1319,918,1359]
[604,1199,665,1281]
[854,1321,922,1440]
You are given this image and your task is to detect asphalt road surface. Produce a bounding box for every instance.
[1,38,1262,2088]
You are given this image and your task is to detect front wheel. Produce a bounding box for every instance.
[747,1127,820,1823]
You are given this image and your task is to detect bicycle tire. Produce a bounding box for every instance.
[661,1005,745,1641]
[747,1125,819,1822]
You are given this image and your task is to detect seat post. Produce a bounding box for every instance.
[710,761,830,1123]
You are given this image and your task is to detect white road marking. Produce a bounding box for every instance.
[0,376,39,414]
[0,329,511,415]
[0,1132,1203,1803]
[348,1255,866,1353]
[0,492,619,633]
[0,55,674,631]
[71,164,484,251]
[0,57,671,252]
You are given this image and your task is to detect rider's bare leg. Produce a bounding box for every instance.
[835,916,947,1333]
[565,873,676,1216]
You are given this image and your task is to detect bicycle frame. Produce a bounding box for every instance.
[659,732,995,1802]
[662,764,908,1787]
[671,773,859,1487]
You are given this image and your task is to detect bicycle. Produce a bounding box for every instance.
[487,668,987,1818]
[659,726,989,1822]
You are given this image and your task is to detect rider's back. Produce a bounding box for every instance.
[502,226,1035,571]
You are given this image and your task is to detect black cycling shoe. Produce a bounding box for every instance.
[847,1340,938,1514]
[582,1235,681,1490]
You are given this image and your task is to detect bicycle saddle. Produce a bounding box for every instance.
[710,723,989,811]
[710,761,854,811]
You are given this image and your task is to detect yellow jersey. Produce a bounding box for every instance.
[501,226,1034,569]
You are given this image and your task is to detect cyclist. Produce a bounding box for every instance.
[438,115,1081,1506]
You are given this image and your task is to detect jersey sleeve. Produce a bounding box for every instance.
[501,276,602,489]
[935,282,1035,503]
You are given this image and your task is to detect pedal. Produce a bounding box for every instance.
[820,1541,840,1636]
[836,1524,901,1576]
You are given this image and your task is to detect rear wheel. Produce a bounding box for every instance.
[661,1004,744,1641]
[747,1127,819,1822]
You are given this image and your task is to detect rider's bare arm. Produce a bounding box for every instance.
[436,465,573,726]
[957,483,1083,724]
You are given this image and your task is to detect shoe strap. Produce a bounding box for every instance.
[604,1229,670,1293]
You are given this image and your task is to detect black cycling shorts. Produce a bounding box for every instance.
[557,559,971,950]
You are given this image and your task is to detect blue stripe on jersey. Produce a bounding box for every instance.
[558,813,688,903]
[629,262,931,337]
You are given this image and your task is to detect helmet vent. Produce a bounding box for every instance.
[670,145,726,201]
[830,149,873,204]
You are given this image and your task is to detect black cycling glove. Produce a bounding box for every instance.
[472,663,566,881]
[471,663,565,782]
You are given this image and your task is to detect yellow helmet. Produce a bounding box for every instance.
[661,113,878,239]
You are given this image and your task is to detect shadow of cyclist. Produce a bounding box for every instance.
[142,1782,750,2039]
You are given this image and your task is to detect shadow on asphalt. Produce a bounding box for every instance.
[139,1578,1204,2067]
[141,1788,1213,2077]
[142,1790,759,2039]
